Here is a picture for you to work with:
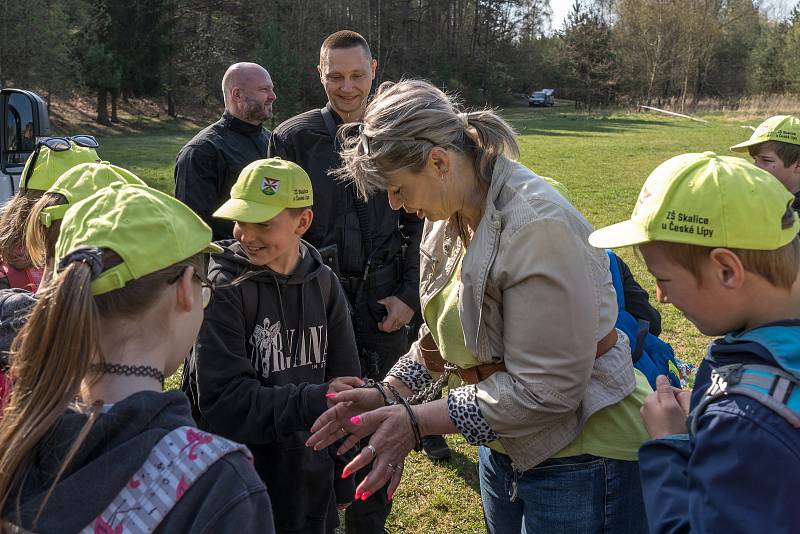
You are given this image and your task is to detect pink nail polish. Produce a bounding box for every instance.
[325,393,337,398]
[361,491,370,500]
[354,491,361,500]
[341,470,350,479]
[387,490,394,501]
[350,415,362,425]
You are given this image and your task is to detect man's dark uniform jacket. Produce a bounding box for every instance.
[175,111,269,241]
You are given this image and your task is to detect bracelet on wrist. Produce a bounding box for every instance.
[357,378,392,406]
[382,381,402,404]
[373,380,422,451]
[393,391,423,451]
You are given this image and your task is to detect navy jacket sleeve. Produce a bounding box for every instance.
[395,211,423,312]
[639,400,800,534]
[638,434,692,534]
[174,143,231,241]
[194,279,329,444]
[617,255,662,336]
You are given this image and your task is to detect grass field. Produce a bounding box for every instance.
[95,107,772,533]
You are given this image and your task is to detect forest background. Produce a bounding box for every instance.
[4,2,800,531]
[2,0,800,126]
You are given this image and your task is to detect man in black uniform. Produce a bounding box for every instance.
[267,31,436,533]
[175,62,276,240]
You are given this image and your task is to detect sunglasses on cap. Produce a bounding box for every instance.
[168,267,214,309]
[21,135,100,191]
[358,123,437,156]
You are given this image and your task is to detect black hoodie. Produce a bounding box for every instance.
[189,239,360,533]
[2,391,273,533]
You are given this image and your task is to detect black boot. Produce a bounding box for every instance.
[421,435,452,460]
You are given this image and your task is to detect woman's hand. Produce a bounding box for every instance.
[339,405,416,501]
[325,377,365,408]
[307,387,387,451]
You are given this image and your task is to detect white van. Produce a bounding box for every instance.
[1,88,50,206]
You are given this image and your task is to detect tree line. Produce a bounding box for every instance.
[1,0,799,124]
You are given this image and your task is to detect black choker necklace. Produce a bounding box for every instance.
[90,363,165,386]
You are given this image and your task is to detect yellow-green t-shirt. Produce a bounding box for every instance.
[423,252,651,461]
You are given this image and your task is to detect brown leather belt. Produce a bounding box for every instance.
[419,328,619,385]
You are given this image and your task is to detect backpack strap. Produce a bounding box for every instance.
[607,251,650,361]
[81,426,251,534]
[687,363,800,437]
[606,251,626,310]
[320,107,341,152]
[319,108,375,272]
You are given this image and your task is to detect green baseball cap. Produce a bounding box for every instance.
[589,151,800,250]
[40,162,146,227]
[56,183,222,295]
[730,115,800,152]
[214,158,314,223]
[21,144,101,191]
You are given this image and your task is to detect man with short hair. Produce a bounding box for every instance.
[175,62,276,240]
[268,31,426,533]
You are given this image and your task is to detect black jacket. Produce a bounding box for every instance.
[175,112,269,241]
[190,240,360,533]
[0,288,36,369]
[268,105,422,311]
[2,391,273,534]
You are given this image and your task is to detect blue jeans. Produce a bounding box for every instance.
[478,446,648,534]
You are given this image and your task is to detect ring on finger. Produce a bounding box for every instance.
[340,427,347,437]
[387,462,399,472]
[366,444,377,459]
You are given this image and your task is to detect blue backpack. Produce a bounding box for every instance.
[608,251,681,389]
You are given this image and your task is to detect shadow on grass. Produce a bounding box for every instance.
[429,447,482,495]
[513,117,683,137]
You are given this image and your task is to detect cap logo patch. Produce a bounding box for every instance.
[262,177,280,196]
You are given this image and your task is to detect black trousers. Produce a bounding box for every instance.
[344,285,413,534]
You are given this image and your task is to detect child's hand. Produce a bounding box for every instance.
[326,377,367,408]
[640,375,692,439]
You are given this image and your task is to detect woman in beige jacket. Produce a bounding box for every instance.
[306,79,652,533]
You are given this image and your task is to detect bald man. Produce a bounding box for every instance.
[175,62,276,240]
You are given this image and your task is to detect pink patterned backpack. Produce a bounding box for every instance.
[81,426,251,534]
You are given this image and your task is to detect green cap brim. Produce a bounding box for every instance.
[90,241,222,295]
[588,220,651,249]
[213,198,285,223]
[729,138,759,152]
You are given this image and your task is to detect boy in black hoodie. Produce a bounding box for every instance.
[188,158,361,534]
